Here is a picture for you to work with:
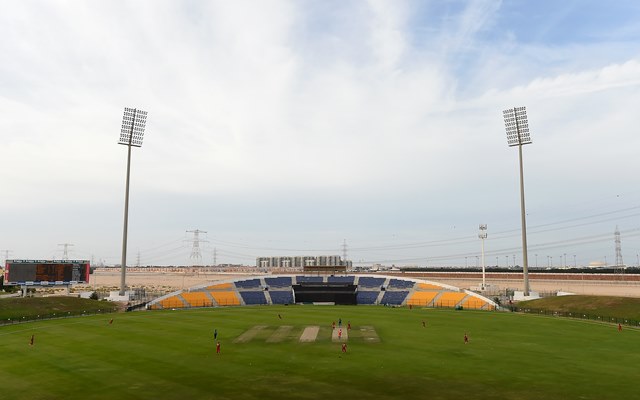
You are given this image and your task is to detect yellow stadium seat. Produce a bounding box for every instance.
[159,296,186,309]
[207,283,233,290]
[435,292,466,308]
[417,283,443,290]
[181,292,213,307]
[461,296,494,310]
[406,291,439,306]
[210,291,241,306]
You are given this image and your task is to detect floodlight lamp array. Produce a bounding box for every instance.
[503,106,531,147]
[478,224,487,239]
[119,107,148,147]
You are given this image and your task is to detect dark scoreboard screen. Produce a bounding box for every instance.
[4,260,90,285]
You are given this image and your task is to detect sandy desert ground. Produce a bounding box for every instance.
[84,269,640,298]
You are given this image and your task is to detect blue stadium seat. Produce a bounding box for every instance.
[327,276,355,284]
[235,279,262,289]
[388,279,416,289]
[357,277,386,288]
[270,291,294,305]
[380,291,409,305]
[296,276,324,283]
[356,291,380,305]
[264,277,292,288]
[240,291,268,305]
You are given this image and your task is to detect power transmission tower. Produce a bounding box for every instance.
[1,250,12,264]
[341,239,348,265]
[614,226,624,273]
[186,230,208,266]
[58,243,74,260]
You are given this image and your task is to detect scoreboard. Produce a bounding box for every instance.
[4,260,90,285]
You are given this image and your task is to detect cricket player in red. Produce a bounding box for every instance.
[338,328,342,339]
[341,343,347,353]
[464,333,469,344]
[216,341,221,354]
[618,323,622,331]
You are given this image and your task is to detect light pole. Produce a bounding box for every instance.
[479,224,487,290]
[118,107,148,296]
[573,254,577,268]
[503,106,533,296]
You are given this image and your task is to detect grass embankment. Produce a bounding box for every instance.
[0,297,119,322]
[517,295,640,320]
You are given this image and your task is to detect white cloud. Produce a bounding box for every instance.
[1,1,639,265]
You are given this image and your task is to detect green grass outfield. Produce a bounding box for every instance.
[1,305,638,400]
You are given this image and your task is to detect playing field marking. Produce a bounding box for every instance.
[235,325,384,343]
[267,325,292,343]
[332,326,348,342]
[299,326,319,342]
[233,325,267,343]
[360,326,380,343]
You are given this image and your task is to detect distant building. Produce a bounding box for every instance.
[256,255,351,269]
[588,261,607,268]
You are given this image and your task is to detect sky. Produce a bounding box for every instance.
[1,0,640,268]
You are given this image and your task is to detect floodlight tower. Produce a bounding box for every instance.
[118,107,148,296]
[478,224,487,290]
[503,106,532,296]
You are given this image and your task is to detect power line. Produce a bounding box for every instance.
[84,202,640,266]
[353,228,640,265]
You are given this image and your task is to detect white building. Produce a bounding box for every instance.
[256,255,351,269]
